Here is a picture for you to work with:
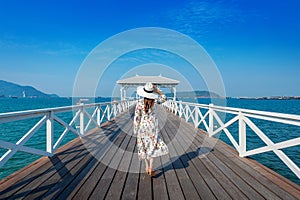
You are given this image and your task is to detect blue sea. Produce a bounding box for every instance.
[0,98,299,185]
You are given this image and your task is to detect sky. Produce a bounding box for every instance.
[0,0,300,97]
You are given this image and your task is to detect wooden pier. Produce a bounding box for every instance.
[0,106,299,199]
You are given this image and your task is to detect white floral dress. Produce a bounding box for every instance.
[134,99,169,160]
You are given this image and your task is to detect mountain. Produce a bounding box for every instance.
[0,80,59,98]
[166,90,221,98]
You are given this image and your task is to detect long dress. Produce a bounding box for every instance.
[134,99,169,160]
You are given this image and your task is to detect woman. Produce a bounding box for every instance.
[134,82,169,176]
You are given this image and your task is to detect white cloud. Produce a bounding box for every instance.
[0,37,39,49]
[0,34,88,56]
[39,42,89,56]
[160,0,250,38]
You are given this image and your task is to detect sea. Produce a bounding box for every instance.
[0,98,299,185]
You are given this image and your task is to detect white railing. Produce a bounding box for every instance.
[163,100,300,179]
[0,100,136,168]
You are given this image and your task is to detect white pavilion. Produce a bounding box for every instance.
[117,75,180,100]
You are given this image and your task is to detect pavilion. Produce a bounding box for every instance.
[117,75,179,100]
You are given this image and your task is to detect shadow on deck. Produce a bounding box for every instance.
[0,106,299,200]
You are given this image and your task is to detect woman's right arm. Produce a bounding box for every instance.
[153,84,166,102]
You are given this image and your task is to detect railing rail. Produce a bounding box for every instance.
[0,100,136,168]
[163,100,300,179]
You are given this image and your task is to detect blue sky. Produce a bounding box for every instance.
[0,0,300,97]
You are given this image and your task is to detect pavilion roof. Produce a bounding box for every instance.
[117,75,179,86]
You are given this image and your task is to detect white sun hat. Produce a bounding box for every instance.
[137,82,158,99]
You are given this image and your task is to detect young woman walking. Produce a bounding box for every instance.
[133,82,169,176]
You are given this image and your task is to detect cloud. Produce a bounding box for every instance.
[0,36,40,49]
[0,34,88,56]
[160,0,250,38]
[39,41,90,56]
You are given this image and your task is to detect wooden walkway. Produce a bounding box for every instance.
[0,106,299,200]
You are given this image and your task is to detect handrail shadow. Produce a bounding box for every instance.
[154,147,213,178]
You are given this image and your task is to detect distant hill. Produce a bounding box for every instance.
[166,90,221,98]
[0,80,59,98]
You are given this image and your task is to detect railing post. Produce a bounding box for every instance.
[118,103,121,114]
[80,106,85,136]
[46,111,54,155]
[120,101,123,111]
[113,103,117,118]
[97,106,101,127]
[179,101,183,117]
[185,104,189,122]
[239,111,246,157]
[107,105,111,121]
[195,106,199,128]
[208,104,214,137]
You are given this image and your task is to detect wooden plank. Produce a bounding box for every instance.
[23,138,100,199]
[0,109,131,196]
[105,132,136,199]
[0,137,82,197]
[0,139,85,199]
[121,144,141,200]
[0,120,114,198]
[137,162,152,200]
[103,132,133,199]
[158,120,201,200]
[58,120,129,199]
[152,156,169,200]
[156,116,185,200]
[167,113,263,199]
[23,116,128,199]
[160,155,184,200]
[163,120,217,200]
[214,140,300,199]
[39,151,94,199]
[168,119,248,199]
[211,135,300,199]
[156,112,185,200]
[171,112,300,200]
[165,117,233,200]
[62,116,131,199]
[88,122,133,199]
[20,120,122,199]
[165,114,251,199]
[69,120,131,199]
[166,111,268,199]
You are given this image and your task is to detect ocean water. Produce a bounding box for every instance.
[0,98,299,186]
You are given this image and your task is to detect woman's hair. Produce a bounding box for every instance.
[144,97,155,113]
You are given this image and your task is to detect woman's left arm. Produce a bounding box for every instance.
[153,84,163,95]
[133,102,142,135]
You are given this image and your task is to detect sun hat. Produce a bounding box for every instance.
[137,82,158,99]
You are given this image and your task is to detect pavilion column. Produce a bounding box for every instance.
[173,86,176,101]
[120,86,123,101]
[123,87,127,100]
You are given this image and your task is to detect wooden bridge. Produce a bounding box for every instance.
[0,104,299,199]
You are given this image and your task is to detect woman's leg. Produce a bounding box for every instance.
[149,157,154,172]
[148,157,156,176]
[145,159,149,173]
